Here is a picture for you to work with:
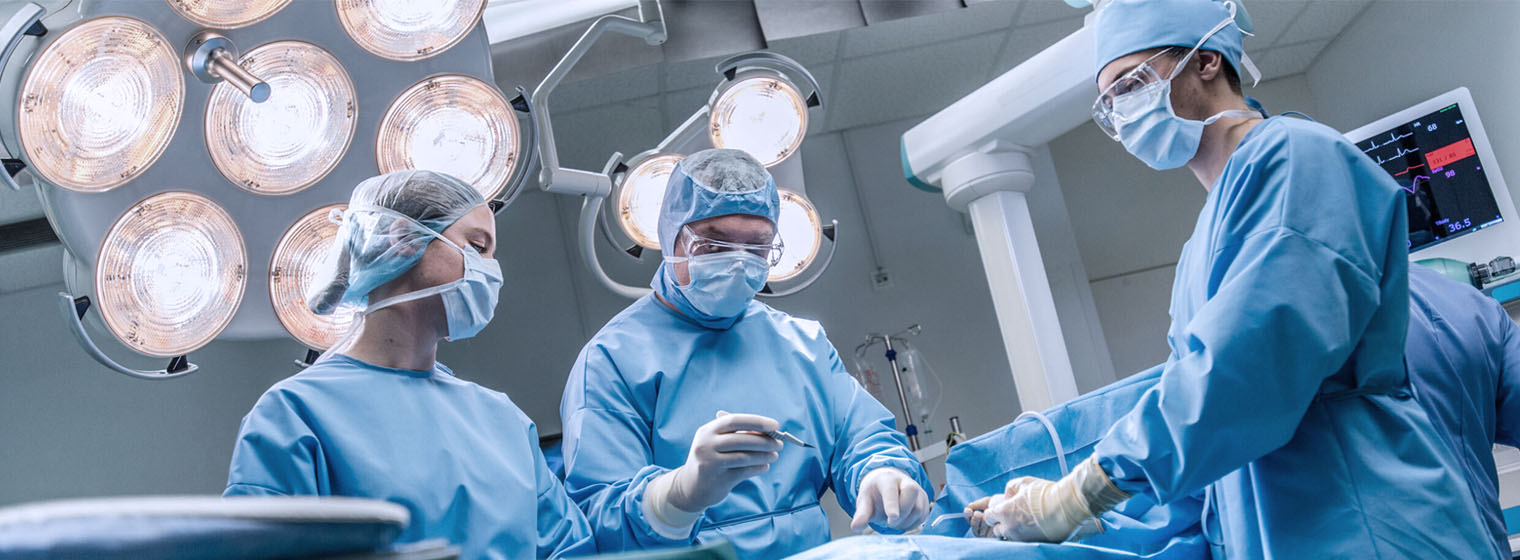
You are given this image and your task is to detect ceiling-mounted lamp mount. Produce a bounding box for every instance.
[184,31,270,103]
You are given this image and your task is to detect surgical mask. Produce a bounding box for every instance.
[673,252,769,318]
[1112,66,1258,170]
[1092,6,1260,170]
[365,229,503,341]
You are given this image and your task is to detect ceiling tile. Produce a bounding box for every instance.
[1274,0,1370,45]
[1016,0,1088,26]
[554,65,662,112]
[991,15,1084,76]
[765,32,841,67]
[860,0,964,25]
[660,86,715,133]
[1251,39,1330,81]
[840,1,1019,58]
[661,54,728,92]
[754,0,866,41]
[552,96,667,171]
[1240,0,1308,49]
[827,33,1005,131]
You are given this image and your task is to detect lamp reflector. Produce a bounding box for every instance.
[168,0,291,28]
[618,154,683,249]
[96,192,246,357]
[708,76,808,168]
[337,0,486,61]
[206,41,357,195]
[770,190,821,282]
[19,16,183,193]
[376,74,520,201]
[271,205,356,350]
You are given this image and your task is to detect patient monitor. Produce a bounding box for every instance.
[1345,87,1518,266]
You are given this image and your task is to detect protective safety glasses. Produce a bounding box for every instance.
[1091,48,1184,140]
[669,225,785,266]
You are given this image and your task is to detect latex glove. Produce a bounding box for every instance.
[850,467,931,533]
[663,412,783,513]
[965,456,1129,542]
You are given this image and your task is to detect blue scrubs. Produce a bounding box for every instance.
[225,355,596,560]
[1406,263,1520,550]
[560,296,930,559]
[1091,116,1497,558]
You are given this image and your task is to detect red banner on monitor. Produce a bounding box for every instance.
[1426,137,1477,170]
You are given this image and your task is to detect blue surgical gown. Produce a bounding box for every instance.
[560,296,931,559]
[1406,263,1520,550]
[1091,116,1498,558]
[224,354,597,559]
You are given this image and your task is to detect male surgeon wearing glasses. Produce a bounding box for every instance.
[559,148,931,559]
[965,0,1497,557]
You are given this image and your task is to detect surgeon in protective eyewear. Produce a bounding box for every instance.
[559,148,931,559]
[224,170,596,559]
[966,0,1495,557]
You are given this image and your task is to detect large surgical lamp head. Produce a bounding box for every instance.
[205,40,357,195]
[95,191,247,358]
[376,74,528,205]
[770,190,822,283]
[0,1,517,379]
[18,16,183,193]
[706,53,821,168]
[337,0,487,62]
[168,0,291,29]
[270,205,356,350]
[614,152,683,251]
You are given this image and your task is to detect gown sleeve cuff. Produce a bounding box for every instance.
[641,471,704,541]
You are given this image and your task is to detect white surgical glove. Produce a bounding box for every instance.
[850,467,931,533]
[965,456,1129,542]
[643,412,783,537]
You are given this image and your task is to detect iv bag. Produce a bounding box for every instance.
[849,352,887,403]
[893,338,943,430]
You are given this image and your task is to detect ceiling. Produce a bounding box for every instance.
[544,0,1372,137]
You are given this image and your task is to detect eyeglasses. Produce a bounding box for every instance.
[672,225,785,267]
[1091,48,1185,140]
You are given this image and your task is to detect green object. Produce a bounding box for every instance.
[1414,257,1473,286]
[582,541,738,560]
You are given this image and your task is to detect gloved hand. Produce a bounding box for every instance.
[663,412,784,513]
[850,467,931,533]
[965,456,1129,542]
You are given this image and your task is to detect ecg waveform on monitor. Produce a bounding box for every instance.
[1373,147,1421,166]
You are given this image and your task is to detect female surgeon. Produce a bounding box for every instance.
[223,170,596,559]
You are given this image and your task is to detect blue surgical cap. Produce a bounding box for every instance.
[1094,0,1248,80]
[656,148,781,256]
[308,170,486,314]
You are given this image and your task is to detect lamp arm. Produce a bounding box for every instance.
[57,292,199,380]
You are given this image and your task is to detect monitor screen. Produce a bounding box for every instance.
[1355,103,1503,252]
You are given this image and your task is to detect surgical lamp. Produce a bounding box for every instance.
[597,53,834,296]
[533,20,837,298]
[0,0,531,379]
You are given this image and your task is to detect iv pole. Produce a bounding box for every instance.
[859,324,925,451]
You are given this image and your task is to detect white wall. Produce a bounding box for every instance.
[1306,1,1520,205]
